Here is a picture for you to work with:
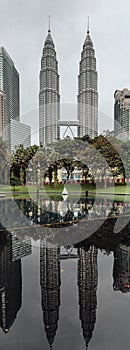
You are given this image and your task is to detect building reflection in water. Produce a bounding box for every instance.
[1,211,130,347]
[4,197,130,229]
[113,244,130,293]
[40,238,61,349]
[78,245,98,349]
[0,233,32,333]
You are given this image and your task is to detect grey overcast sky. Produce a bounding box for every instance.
[0,0,130,142]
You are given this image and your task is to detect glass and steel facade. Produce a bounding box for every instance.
[10,119,31,152]
[39,28,60,146]
[0,47,19,146]
[77,29,98,139]
[114,89,130,141]
[0,90,6,141]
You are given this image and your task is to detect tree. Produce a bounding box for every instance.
[120,141,130,181]
[92,135,124,186]
[11,144,39,185]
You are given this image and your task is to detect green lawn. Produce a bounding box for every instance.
[0,183,96,199]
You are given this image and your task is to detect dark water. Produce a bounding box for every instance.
[0,198,130,349]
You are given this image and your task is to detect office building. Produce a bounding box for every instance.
[39,20,60,146]
[77,22,98,139]
[0,47,19,146]
[114,89,130,141]
[10,119,31,152]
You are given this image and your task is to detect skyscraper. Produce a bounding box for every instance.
[114,89,130,141]
[77,20,98,139]
[39,19,60,146]
[0,47,19,146]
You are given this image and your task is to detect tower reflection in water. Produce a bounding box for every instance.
[113,245,130,293]
[78,246,98,349]
[40,238,98,349]
[0,233,31,333]
[40,238,61,349]
[1,228,130,348]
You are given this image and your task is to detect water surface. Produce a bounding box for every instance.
[0,197,130,349]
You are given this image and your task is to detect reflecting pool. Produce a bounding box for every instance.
[0,197,130,349]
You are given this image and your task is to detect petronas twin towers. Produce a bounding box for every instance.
[39,22,60,146]
[39,19,98,146]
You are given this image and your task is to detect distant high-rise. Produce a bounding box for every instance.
[10,119,31,152]
[39,19,60,146]
[77,20,98,139]
[0,47,19,146]
[114,89,130,141]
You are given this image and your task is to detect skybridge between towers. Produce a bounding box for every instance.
[58,119,79,138]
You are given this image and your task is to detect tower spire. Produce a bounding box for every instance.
[48,15,51,32]
[87,16,89,34]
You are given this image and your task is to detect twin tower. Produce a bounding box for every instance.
[39,20,98,146]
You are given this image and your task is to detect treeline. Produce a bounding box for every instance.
[1,134,130,186]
